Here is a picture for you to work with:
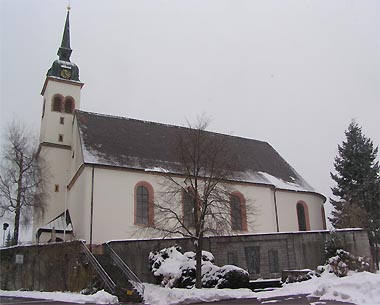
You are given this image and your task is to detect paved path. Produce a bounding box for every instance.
[192,295,355,305]
[0,295,355,305]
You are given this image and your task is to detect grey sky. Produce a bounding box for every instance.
[1,0,379,228]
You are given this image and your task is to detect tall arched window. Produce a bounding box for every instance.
[64,97,74,114]
[52,95,63,112]
[183,189,195,227]
[321,206,327,230]
[297,201,310,231]
[230,192,247,231]
[135,182,154,226]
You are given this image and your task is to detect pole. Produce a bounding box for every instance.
[90,166,95,251]
[273,187,280,232]
[64,169,68,242]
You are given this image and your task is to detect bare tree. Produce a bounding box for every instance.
[0,122,47,245]
[151,118,252,288]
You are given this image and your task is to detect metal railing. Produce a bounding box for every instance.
[80,241,116,294]
[105,243,145,296]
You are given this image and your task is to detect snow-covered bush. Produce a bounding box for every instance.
[149,245,249,289]
[283,269,320,284]
[327,249,371,277]
[215,265,250,289]
[324,230,345,262]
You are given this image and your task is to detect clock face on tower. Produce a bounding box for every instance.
[60,68,71,79]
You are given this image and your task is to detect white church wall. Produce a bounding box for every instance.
[67,164,326,244]
[228,183,278,233]
[33,146,71,240]
[276,190,325,231]
[83,167,291,243]
[67,166,93,242]
[90,168,162,243]
[69,118,84,179]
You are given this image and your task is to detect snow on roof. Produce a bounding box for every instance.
[75,110,319,195]
[39,210,72,232]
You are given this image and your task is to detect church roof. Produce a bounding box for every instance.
[76,110,316,194]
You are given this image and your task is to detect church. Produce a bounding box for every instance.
[33,9,327,245]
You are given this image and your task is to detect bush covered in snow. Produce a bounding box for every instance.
[327,249,371,277]
[324,230,345,262]
[149,245,249,289]
[282,269,320,284]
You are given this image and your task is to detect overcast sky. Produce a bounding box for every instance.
[1,0,379,230]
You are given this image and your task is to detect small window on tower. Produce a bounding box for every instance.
[60,117,64,124]
[54,184,59,192]
[52,95,63,112]
[58,134,64,142]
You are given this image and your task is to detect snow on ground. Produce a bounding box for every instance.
[256,271,380,305]
[0,271,379,305]
[0,289,118,304]
[144,271,380,305]
[143,283,254,305]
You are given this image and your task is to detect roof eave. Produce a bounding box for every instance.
[81,161,327,202]
[41,76,84,96]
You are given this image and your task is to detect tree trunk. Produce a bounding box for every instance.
[195,237,203,288]
[13,206,21,245]
[13,154,24,245]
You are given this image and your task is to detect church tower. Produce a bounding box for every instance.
[34,8,83,241]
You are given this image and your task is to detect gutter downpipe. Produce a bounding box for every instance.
[64,169,68,242]
[273,186,280,232]
[90,165,95,252]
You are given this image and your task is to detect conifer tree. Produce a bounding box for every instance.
[5,231,13,247]
[330,121,380,267]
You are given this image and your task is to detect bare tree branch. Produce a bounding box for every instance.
[146,116,255,288]
[0,121,48,244]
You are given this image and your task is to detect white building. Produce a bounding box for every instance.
[33,10,326,244]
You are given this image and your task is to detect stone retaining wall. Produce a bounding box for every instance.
[0,229,372,291]
[0,240,95,292]
[109,229,372,282]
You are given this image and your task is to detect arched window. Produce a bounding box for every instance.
[134,182,154,226]
[230,192,247,231]
[64,97,75,114]
[52,95,63,112]
[297,201,310,231]
[183,189,195,227]
[321,206,327,230]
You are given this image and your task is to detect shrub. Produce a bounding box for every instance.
[282,269,320,284]
[328,249,371,277]
[215,265,250,289]
[324,230,345,262]
[149,245,249,289]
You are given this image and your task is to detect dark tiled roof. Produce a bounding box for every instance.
[75,110,314,192]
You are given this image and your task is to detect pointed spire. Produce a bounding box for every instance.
[57,8,72,61]
[46,6,81,81]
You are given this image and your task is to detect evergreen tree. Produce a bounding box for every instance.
[330,121,380,267]
[5,231,13,247]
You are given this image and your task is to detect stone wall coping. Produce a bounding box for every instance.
[106,228,366,245]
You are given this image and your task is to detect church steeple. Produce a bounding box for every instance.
[46,7,80,81]
[57,9,72,62]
